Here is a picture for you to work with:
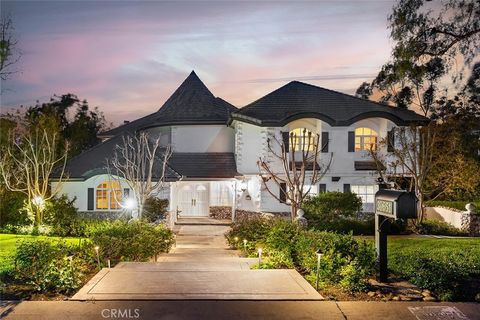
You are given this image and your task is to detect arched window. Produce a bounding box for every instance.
[355,127,378,151]
[290,128,315,151]
[96,181,122,210]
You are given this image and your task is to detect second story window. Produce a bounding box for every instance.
[290,128,315,151]
[355,127,378,151]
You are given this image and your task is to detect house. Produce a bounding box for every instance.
[52,71,428,220]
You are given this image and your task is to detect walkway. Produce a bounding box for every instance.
[71,224,322,300]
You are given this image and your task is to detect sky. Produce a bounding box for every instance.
[0,0,396,125]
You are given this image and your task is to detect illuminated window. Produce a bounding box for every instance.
[355,127,378,151]
[290,128,315,151]
[351,185,378,212]
[96,181,122,210]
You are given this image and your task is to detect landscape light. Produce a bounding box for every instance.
[124,198,136,210]
[32,196,44,207]
[258,248,263,267]
[315,248,323,291]
[94,246,101,270]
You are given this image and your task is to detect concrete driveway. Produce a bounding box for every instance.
[72,224,322,301]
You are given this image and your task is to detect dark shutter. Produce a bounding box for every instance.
[319,184,327,193]
[123,188,130,198]
[387,129,395,152]
[348,131,355,152]
[321,132,329,153]
[279,183,287,203]
[282,132,290,152]
[87,188,94,211]
[343,184,351,193]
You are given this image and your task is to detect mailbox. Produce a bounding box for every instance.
[375,189,417,219]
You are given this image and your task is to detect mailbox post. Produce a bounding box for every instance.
[374,189,417,282]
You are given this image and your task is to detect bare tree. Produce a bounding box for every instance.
[369,125,436,223]
[258,129,332,220]
[108,132,172,219]
[0,16,21,83]
[0,129,69,226]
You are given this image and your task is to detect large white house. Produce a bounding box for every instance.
[52,71,428,220]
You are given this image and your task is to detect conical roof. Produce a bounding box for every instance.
[100,71,237,136]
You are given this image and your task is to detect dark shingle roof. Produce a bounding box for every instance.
[100,71,237,137]
[167,153,239,179]
[231,81,429,126]
[55,136,238,180]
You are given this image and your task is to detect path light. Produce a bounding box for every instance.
[243,239,247,251]
[258,248,263,267]
[94,246,101,270]
[234,236,239,242]
[315,248,323,291]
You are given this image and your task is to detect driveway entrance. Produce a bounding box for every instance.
[72,224,322,300]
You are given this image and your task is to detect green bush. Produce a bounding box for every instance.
[0,191,29,227]
[44,195,78,236]
[14,239,95,294]
[226,218,376,292]
[303,192,363,221]
[87,220,174,265]
[142,198,169,223]
[389,245,480,301]
[416,220,467,236]
[311,217,375,235]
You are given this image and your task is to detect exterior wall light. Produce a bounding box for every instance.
[32,196,45,207]
[124,198,136,210]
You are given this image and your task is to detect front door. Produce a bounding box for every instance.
[177,183,209,217]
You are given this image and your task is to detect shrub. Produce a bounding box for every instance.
[87,220,174,265]
[0,191,29,227]
[389,246,480,301]
[303,192,363,221]
[226,217,376,292]
[14,239,95,294]
[44,195,78,236]
[416,220,467,236]
[142,198,169,223]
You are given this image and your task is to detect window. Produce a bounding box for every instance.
[350,185,378,212]
[290,128,315,151]
[355,127,378,151]
[96,181,122,210]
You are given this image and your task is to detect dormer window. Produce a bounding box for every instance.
[290,128,315,151]
[355,127,377,151]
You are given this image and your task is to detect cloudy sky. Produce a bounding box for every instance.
[1,0,395,124]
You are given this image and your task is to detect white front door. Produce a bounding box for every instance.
[177,183,209,217]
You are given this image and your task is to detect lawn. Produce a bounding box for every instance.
[0,233,85,276]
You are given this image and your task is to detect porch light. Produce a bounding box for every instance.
[258,248,263,267]
[32,196,44,207]
[315,248,323,291]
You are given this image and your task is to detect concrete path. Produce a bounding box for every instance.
[3,301,480,320]
[71,224,322,301]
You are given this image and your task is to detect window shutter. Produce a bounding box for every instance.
[123,188,130,198]
[319,184,327,193]
[343,184,351,193]
[87,188,94,210]
[282,132,290,152]
[279,183,287,203]
[348,131,355,152]
[387,129,395,152]
[321,132,329,153]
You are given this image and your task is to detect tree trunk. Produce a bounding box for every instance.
[291,203,297,221]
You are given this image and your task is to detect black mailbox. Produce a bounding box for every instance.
[375,189,417,219]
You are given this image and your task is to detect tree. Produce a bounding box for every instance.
[26,94,107,157]
[0,129,69,228]
[358,0,480,117]
[257,129,332,221]
[0,16,20,83]
[108,132,172,219]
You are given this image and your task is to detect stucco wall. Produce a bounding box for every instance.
[172,125,234,152]
[425,207,464,229]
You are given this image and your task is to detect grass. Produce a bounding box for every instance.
[0,234,85,276]
[386,236,480,255]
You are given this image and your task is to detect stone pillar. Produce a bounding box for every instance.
[463,203,479,237]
